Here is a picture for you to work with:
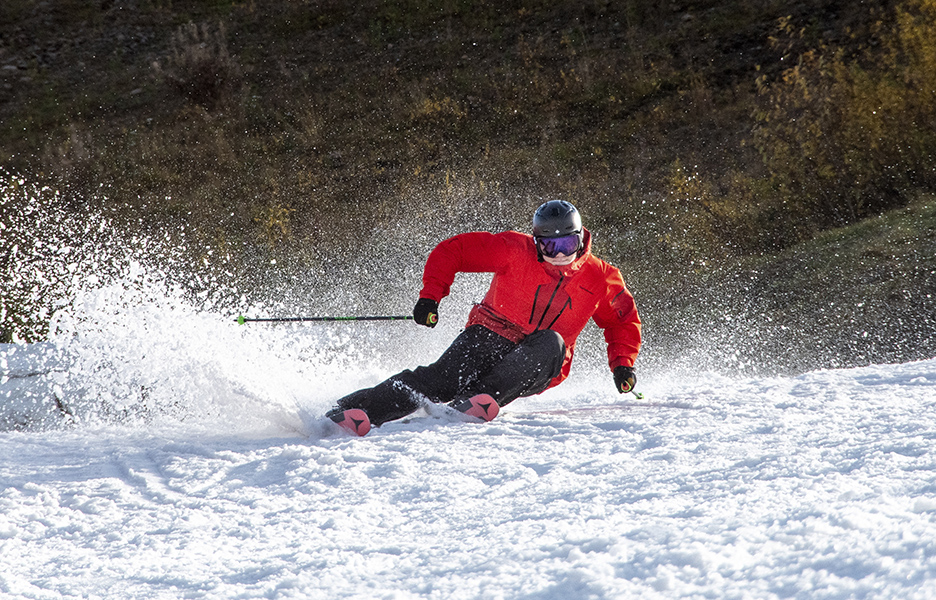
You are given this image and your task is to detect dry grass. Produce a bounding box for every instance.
[4,0,935,351]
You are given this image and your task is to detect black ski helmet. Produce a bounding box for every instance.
[532,200,584,258]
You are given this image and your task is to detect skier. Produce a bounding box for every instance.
[326,200,642,436]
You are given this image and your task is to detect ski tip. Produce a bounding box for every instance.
[329,408,371,436]
[452,393,500,422]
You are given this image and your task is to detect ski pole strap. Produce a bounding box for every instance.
[236,315,414,324]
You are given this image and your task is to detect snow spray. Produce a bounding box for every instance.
[0,172,446,433]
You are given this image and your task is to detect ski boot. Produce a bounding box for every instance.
[450,393,500,422]
[327,408,371,436]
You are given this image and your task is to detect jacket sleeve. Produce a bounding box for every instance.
[591,266,642,370]
[419,231,514,301]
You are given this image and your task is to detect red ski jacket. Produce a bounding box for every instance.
[419,229,641,389]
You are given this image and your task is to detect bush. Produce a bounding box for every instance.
[752,0,936,237]
[153,21,243,110]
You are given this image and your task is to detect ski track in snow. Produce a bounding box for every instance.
[2,352,936,599]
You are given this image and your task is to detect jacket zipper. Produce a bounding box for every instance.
[531,274,570,331]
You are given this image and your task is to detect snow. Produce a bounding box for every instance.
[2,329,936,598]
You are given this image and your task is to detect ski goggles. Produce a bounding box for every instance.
[535,233,581,258]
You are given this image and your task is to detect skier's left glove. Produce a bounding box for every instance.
[413,298,439,328]
[613,366,636,394]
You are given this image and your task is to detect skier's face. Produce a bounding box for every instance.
[535,233,581,266]
[543,252,576,266]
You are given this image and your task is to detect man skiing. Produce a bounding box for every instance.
[326,200,641,436]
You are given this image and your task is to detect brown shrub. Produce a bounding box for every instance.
[153,21,244,110]
[752,1,936,236]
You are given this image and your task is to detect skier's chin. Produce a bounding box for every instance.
[544,253,576,266]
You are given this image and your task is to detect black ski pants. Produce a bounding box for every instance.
[333,325,566,427]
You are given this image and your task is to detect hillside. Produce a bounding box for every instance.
[2,0,935,370]
[641,195,936,376]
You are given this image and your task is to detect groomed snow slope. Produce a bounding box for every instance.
[2,336,935,599]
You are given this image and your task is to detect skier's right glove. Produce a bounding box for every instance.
[613,366,637,394]
[413,298,439,328]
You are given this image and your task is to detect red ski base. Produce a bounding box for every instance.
[330,409,371,436]
[452,393,500,422]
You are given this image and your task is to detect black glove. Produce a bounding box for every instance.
[613,366,637,394]
[413,298,439,328]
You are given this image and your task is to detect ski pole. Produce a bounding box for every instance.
[236,314,414,324]
[630,390,645,400]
